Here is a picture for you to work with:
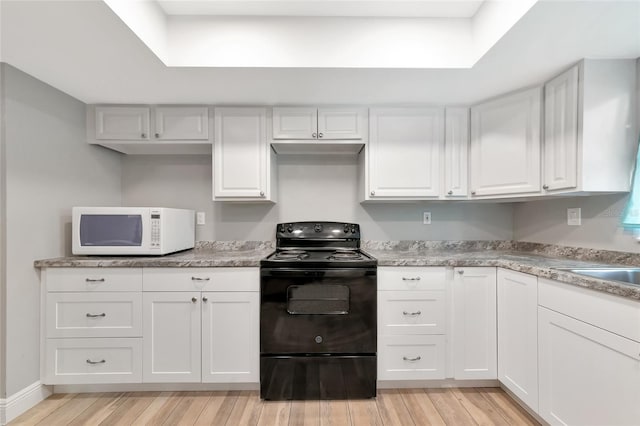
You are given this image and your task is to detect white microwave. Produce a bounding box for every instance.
[72,207,195,255]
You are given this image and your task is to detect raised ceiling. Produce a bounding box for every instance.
[0,0,638,105]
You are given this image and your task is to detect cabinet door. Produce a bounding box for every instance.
[452,267,497,380]
[95,106,149,140]
[444,107,469,197]
[272,107,317,139]
[497,269,538,411]
[378,335,446,380]
[213,107,270,200]
[543,66,579,192]
[538,307,640,426]
[143,292,201,383]
[368,108,443,199]
[155,106,209,140]
[470,87,541,196]
[202,292,259,383]
[317,108,366,140]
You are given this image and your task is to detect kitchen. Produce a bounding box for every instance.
[1,0,640,424]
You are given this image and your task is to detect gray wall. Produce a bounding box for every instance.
[0,61,6,398]
[1,64,122,396]
[513,194,640,253]
[122,154,514,241]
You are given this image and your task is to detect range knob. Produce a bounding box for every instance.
[278,224,285,233]
[351,225,357,234]
[314,224,323,233]
[287,224,293,233]
[343,224,350,233]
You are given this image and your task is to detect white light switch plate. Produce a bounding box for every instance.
[567,208,581,226]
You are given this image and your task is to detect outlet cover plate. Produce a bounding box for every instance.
[567,208,581,226]
[423,212,431,225]
[196,211,206,225]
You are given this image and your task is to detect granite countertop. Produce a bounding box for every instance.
[34,240,640,301]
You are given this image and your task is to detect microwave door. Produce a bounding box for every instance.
[79,214,143,247]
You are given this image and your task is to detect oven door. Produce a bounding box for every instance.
[260,268,376,355]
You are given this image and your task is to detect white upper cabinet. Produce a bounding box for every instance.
[364,107,444,200]
[271,107,367,154]
[444,107,469,198]
[154,107,209,140]
[543,59,637,194]
[95,106,150,140]
[470,87,542,197]
[213,107,276,201]
[89,105,211,154]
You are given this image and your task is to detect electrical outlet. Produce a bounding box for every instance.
[423,212,431,225]
[567,208,581,226]
[196,211,206,225]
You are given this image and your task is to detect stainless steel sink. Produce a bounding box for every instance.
[554,267,640,286]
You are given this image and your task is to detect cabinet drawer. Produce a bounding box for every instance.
[539,278,640,342]
[378,291,445,335]
[45,268,142,292]
[378,267,446,291]
[44,338,142,384]
[378,335,446,380]
[143,268,259,292]
[46,293,142,338]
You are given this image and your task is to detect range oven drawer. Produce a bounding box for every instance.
[260,355,376,400]
[260,268,377,354]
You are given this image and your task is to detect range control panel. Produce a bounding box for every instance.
[276,221,361,242]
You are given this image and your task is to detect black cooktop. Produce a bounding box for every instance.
[261,221,377,268]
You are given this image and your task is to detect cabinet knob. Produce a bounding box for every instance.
[447,190,453,195]
[403,356,421,362]
[471,191,476,195]
[191,276,210,281]
[86,359,106,365]
[402,311,422,316]
[85,278,105,283]
[202,296,208,302]
[155,133,160,139]
[86,313,106,318]
[141,133,146,138]
[458,270,464,275]
[312,133,317,138]
[370,191,375,196]
[260,191,265,197]
[318,132,324,138]
[191,297,197,303]
[542,184,549,190]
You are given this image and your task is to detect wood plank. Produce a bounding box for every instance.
[479,388,540,426]
[426,388,477,426]
[347,399,382,426]
[452,388,510,426]
[225,390,263,426]
[162,391,212,425]
[257,400,291,426]
[66,392,128,426]
[289,400,320,426]
[319,400,351,426]
[98,392,160,426]
[10,393,76,425]
[193,391,239,426]
[33,393,105,425]
[398,388,446,426]
[376,389,415,426]
[130,392,181,426]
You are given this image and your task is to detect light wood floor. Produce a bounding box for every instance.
[10,388,540,426]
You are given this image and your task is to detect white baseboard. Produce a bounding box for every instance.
[53,382,259,394]
[0,381,52,425]
[377,379,500,389]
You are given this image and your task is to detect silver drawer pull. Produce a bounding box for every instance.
[191,277,210,281]
[402,311,422,316]
[402,277,421,281]
[86,313,106,318]
[86,359,106,365]
[403,356,421,362]
[85,278,105,283]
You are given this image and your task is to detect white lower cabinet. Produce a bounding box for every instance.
[452,267,497,380]
[201,292,259,383]
[378,267,447,380]
[497,269,538,411]
[42,267,259,386]
[143,292,202,383]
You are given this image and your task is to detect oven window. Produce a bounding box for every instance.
[287,285,349,315]
[80,214,143,246]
